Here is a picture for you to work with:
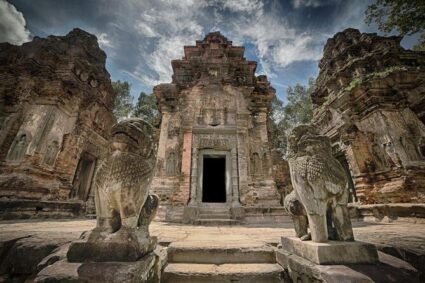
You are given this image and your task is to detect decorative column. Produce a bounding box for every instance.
[189,146,198,205]
[231,147,239,205]
[174,129,192,204]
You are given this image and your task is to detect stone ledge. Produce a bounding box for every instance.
[0,199,83,220]
[281,236,378,265]
[35,253,157,283]
[276,248,419,283]
[349,203,425,222]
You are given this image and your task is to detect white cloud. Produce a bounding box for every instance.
[0,0,31,45]
[89,0,326,86]
[229,9,323,77]
[125,0,205,86]
[97,33,113,48]
[213,0,264,13]
[292,0,340,9]
[136,22,158,38]
[273,34,322,66]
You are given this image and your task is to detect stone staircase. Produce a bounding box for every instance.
[193,204,239,226]
[163,242,284,282]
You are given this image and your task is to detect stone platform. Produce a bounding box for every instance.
[281,236,378,265]
[277,248,419,282]
[277,237,415,282]
[0,219,424,282]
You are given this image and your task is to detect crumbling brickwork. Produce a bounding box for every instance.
[311,28,425,204]
[0,29,116,214]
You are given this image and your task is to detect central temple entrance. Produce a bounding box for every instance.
[202,156,226,203]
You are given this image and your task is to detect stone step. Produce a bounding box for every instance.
[199,207,230,213]
[198,213,231,219]
[163,263,284,283]
[167,244,276,264]
[193,219,239,226]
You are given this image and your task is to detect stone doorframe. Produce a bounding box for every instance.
[188,146,241,207]
[196,149,232,204]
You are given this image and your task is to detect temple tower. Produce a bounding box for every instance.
[152,32,280,223]
[312,29,425,204]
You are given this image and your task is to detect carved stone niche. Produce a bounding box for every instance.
[6,132,31,162]
[251,152,262,175]
[367,134,391,172]
[167,119,179,137]
[166,150,178,176]
[42,140,60,166]
[262,151,271,176]
[420,137,425,157]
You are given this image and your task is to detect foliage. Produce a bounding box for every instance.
[365,0,425,50]
[345,65,408,91]
[133,92,159,126]
[270,78,314,154]
[112,80,134,121]
[345,78,363,91]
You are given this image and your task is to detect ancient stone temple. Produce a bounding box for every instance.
[312,28,425,204]
[0,29,116,217]
[152,32,281,223]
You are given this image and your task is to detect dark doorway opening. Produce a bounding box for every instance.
[336,154,357,203]
[202,156,226,203]
[71,152,96,201]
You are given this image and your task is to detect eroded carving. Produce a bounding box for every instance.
[166,151,177,176]
[7,133,29,162]
[287,124,354,242]
[43,140,60,166]
[251,152,261,175]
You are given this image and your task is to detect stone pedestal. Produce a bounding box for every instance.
[281,237,378,265]
[276,248,419,283]
[35,253,158,283]
[67,229,157,262]
[35,231,159,283]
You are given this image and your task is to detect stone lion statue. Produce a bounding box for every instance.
[286,124,354,243]
[284,190,309,240]
[67,118,159,262]
[94,118,158,234]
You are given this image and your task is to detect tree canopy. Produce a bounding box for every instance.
[133,91,159,126]
[270,78,314,155]
[112,80,134,121]
[365,0,425,50]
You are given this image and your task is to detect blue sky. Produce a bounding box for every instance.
[0,0,420,103]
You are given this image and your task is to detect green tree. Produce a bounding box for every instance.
[271,78,314,154]
[133,92,159,126]
[365,0,425,50]
[112,80,134,121]
[270,96,286,150]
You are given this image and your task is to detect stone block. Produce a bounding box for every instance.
[281,236,378,265]
[0,235,73,276]
[67,230,157,262]
[35,253,158,283]
[276,249,419,283]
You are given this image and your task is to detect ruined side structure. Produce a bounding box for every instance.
[152,32,280,223]
[312,28,425,204]
[0,29,116,217]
